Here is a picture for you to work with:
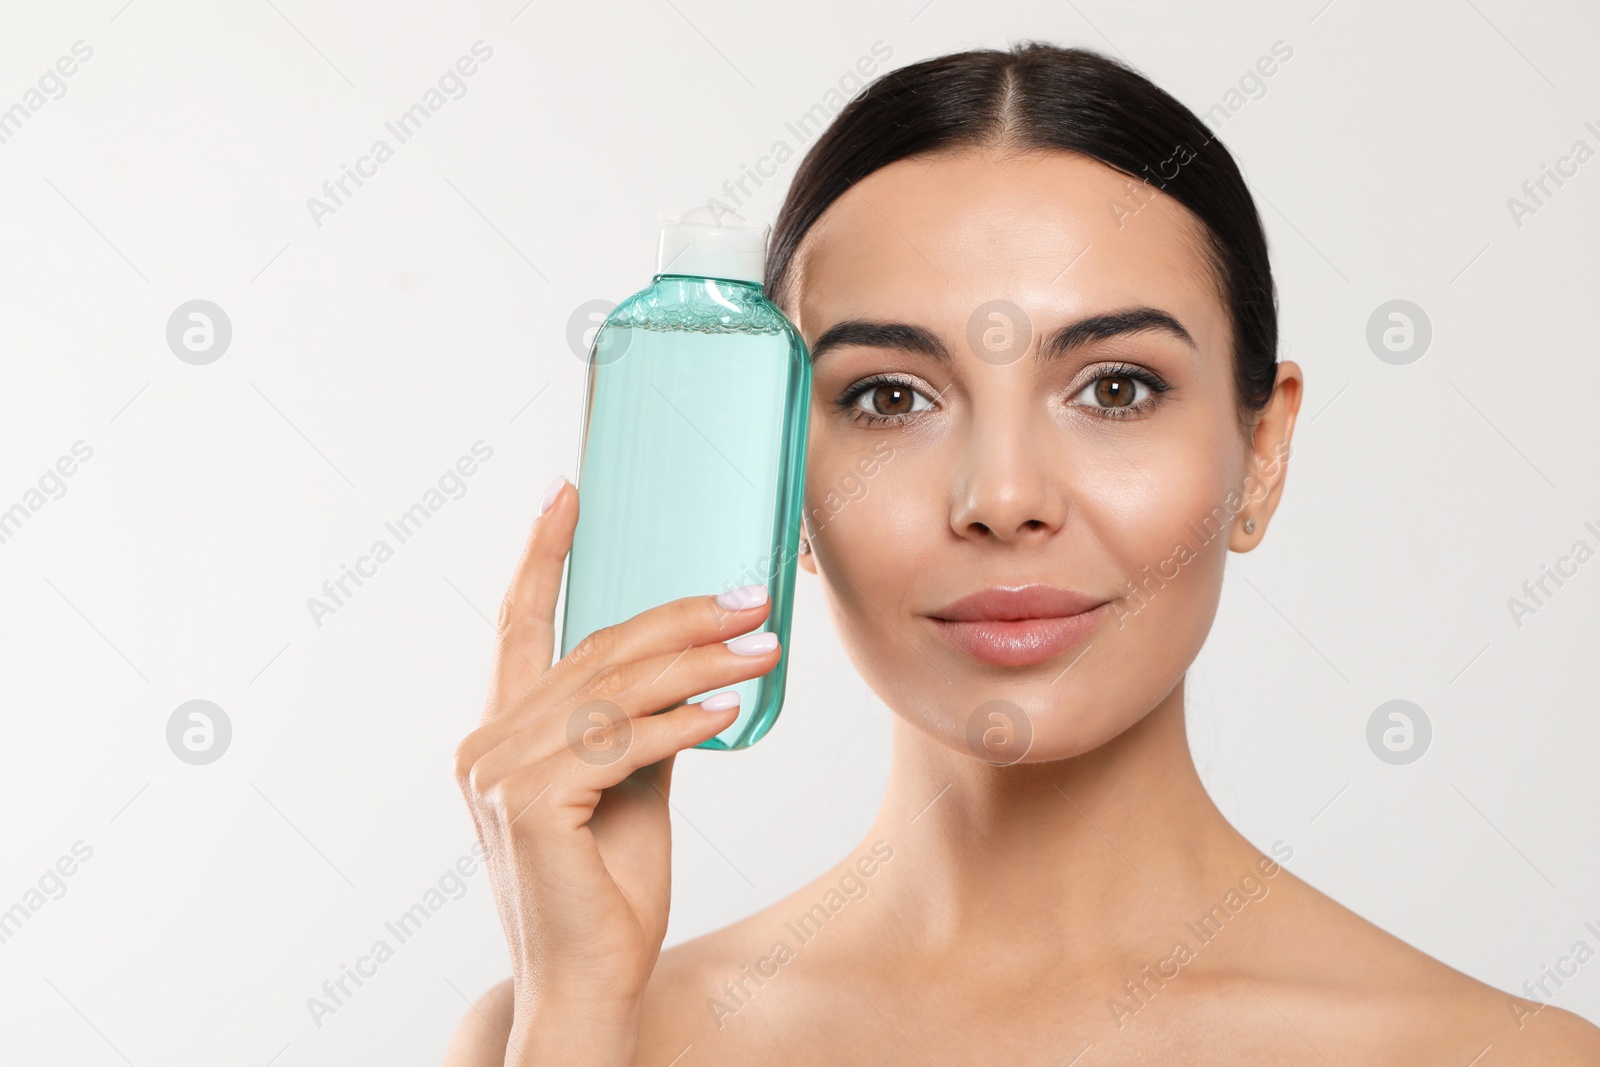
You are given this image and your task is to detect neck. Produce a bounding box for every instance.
[859,677,1262,966]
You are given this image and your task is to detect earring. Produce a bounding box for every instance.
[799,538,812,555]
[1243,518,1256,534]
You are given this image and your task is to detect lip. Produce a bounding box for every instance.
[926,584,1109,668]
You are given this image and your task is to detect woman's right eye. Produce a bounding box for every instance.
[841,375,935,425]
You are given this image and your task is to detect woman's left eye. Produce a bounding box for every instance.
[1067,366,1167,418]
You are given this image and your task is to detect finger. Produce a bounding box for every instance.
[528,585,772,723]
[532,694,743,826]
[475,697,732,932]
[487,476,576,722]
[468,631,778,782]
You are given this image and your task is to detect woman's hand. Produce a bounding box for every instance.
[452,477,779,1065]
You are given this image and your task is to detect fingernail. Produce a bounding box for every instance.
[539,476,566,515]
[716,584,768,611]
[726,631,778,656]
[701,690,740,712]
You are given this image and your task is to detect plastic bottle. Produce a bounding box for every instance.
[558,207,811,750]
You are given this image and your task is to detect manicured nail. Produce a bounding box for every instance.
[726,631,778,656]
[701,690,740,712]
[539,476,566,515]
[716,584,768,611]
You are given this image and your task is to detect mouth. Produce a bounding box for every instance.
[926,584,1110,668]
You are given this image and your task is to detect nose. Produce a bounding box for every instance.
[948,411,1069,543]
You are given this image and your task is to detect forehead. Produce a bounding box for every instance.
[791,147,1228,351]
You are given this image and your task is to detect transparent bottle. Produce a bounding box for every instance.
[558,207,811,750]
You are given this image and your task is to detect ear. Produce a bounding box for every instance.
[1230,360,1302,553]
[797,519,816,575]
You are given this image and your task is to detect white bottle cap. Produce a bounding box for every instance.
[656,206,768,284]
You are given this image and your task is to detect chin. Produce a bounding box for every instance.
[902,679,1158,766]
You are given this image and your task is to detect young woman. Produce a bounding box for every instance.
[446,43,1600,1065]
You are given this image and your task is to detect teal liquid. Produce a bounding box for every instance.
[559,275,810,749]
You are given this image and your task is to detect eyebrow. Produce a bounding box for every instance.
[807,306,1198,365]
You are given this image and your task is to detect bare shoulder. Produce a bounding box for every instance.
[438,908,834,1067]
[439,862,870,1067]
[441,975,515,1066]
[1237,863,1600,1064]
[636,907,825,1064]
[636,854,900,1066]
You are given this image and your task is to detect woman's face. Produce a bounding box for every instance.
[788,146,1293,763]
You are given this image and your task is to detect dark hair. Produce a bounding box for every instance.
[766,42,1278,422]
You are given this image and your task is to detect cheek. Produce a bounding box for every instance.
[805,449,931,590]
[1063,388,1244,580]
[1094,449,1233,578]
[1079,424,1241,665]
[802,449,940,684]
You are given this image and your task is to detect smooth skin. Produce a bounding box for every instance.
[447,147,1600,1064]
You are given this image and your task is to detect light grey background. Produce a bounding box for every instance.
[2,0,1597,1063]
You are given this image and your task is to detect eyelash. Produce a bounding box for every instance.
[836,364,1171,427]
[836,373,936,427]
